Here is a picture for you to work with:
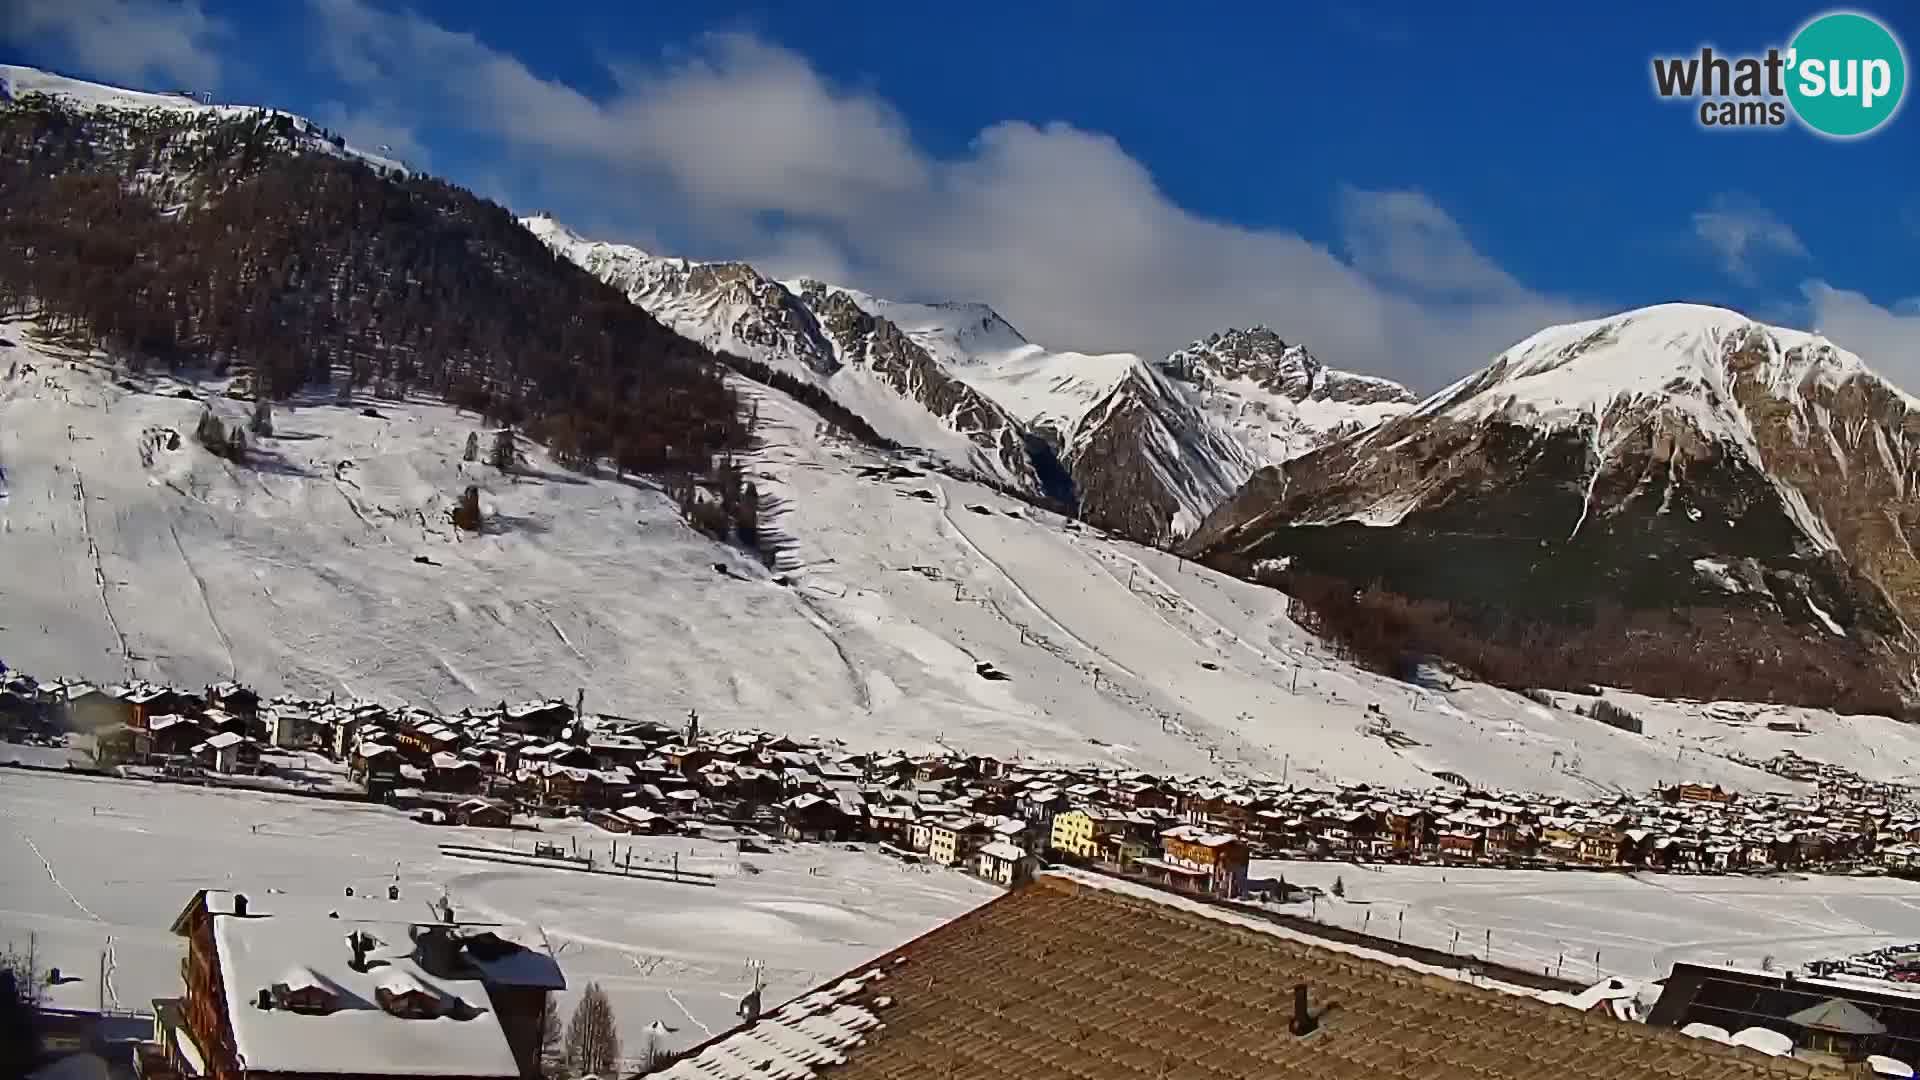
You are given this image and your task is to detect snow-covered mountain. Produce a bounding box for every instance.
[0,64,411,175]
[1162,326,1418,461]
[520,214,1045,494]
[11,321,1909,797]
[523,215,1414,542]
[1185,303,1920,701]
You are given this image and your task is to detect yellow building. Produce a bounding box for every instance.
[929,820,989,867]
[1050,810,1101,860]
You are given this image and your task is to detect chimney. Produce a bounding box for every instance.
[233,893,248,917]
[1289,983,1316,1036]
[256,987,273,1010]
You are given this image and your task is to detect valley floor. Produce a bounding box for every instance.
[1256,859,1920,983]
[0,770,997,1063]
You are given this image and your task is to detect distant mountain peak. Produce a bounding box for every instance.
[1165,326,1415,407]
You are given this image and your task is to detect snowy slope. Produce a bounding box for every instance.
[1164,327,1417,464]
[5,323,1891,797]
[521,214,1408,541]
[0,63,411,175]
[813,283,1031,370]
[520,215,1039,492]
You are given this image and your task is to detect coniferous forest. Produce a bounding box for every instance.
[0,93,887,537]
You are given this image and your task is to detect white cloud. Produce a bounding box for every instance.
[303,0,1589,388]
[1804,281,1920,391]
[0,0,225,89]
[1336,187,1524,300]
[313,102,432,173]
[1692,193,1809,285]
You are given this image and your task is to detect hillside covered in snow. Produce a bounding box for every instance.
[1187,304,1920,712]
[10,325,1920,798]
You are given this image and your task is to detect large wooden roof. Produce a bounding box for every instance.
[657,871,1829,1080]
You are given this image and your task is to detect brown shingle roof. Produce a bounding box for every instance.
[658,872,1831,1080]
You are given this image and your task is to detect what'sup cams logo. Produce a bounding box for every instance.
[1652,10,1907,137]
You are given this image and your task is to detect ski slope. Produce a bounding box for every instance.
[0,324,1909,795]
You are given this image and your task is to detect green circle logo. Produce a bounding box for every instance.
[1786,11,1907,137]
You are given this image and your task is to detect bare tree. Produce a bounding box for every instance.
[564,982,620,1077]
[250,395,273,437]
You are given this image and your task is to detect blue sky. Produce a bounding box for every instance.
[4,1,1917,388]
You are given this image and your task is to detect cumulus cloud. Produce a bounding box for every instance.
[0,0,226,89]
[1692,193,1810,285]
[1804,281,1920,391]
[303,0,1590,388]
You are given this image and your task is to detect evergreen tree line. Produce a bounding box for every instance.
[1225,563,1909,718]
[0,94,767,485]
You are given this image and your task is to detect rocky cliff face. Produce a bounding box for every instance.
[1064,365,1260,543]
[799,283,1040,491]
[522,215,1416,542]
[1183,304,1920,699]
[1158,327,1417,465]
[523,215,1041,492]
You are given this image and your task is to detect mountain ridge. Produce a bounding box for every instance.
[1184,302,1920,711]
[522,212,1418,542]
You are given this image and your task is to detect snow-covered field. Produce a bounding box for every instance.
[1259,860,1920,982]
[2,323,1915,795]
[0,770,996,1058]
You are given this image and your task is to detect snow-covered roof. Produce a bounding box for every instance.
[977,841,1027,862]
[212,912,522,1076]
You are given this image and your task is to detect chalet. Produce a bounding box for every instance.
[1017,788,1066,833]
[150,889,564,1080]
[781,794,855,842]
[206,681,261,720]
[193,731,257,775]
[501,699,572,737]
[124,685,196,729]
[1143,825,1250,898]
[536,765,619,809]
[863,803,918,846]
[353,743,401,785]
[147,714,208,758]
[266,705,325,751]
[594,806,670,835]
[1437,828,1484,859]
[973,840,1037,887]
[54,682,130,733]
[453,799,513,829]
[428,752,486,795]
[200,707,248,737]
[1667,782,1736,806]
[1384,807,1429,853]
[1576,824,1626,865]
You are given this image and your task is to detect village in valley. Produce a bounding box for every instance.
[16,662,1920,1079]
[9,663,1920,899]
